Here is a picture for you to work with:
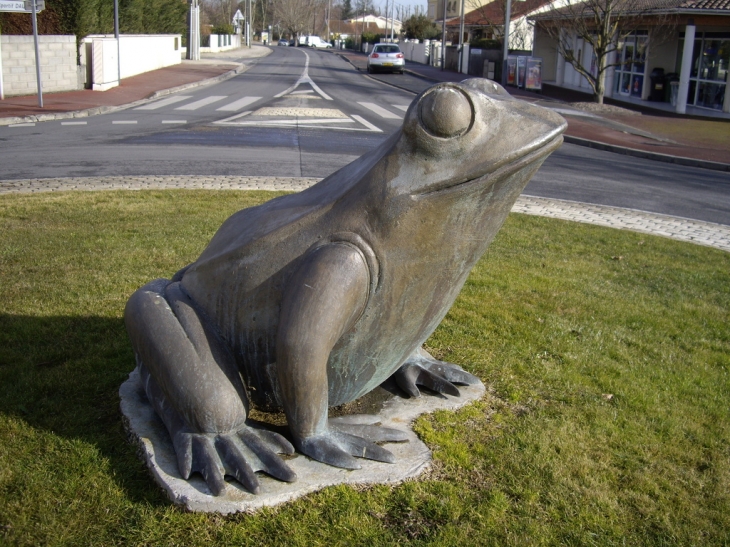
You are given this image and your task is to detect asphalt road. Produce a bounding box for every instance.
[1,46,729,225]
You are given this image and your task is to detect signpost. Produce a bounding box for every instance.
[0,0,45,105]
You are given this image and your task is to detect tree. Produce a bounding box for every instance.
[274,0,324,39]
[402,13,440,40]
[339,0,353,20]
[536,0,675,103]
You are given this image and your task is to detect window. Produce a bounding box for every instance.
[679,32,730,110]
[614,31,648,97]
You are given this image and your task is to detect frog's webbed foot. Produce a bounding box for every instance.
[295,417,409,470]
[394,347,480,398]
[174,426,297,496]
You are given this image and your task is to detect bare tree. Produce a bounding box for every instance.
[275,0,325,39]
[536,0,676,103]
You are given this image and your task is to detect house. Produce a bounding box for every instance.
[443,0,556,51]
[345,14,403,35]
[530,0,730,114]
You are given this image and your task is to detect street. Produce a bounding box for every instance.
[1,45,729,225]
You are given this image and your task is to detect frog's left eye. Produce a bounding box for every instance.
[418,86,473,139]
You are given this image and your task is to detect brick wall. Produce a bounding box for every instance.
[0,35,82,97]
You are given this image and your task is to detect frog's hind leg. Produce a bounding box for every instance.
[393,347,480,398]
[124,279,295,495]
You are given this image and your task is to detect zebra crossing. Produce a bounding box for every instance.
[5,93,411,130]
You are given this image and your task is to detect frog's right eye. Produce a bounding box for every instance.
[418,86,473,139]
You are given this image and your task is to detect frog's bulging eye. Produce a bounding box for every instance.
[418,87,473,138]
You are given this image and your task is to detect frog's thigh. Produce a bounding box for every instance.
[276,243,370,441]
[124,279,248,434]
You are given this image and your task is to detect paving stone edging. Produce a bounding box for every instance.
[1,175,727,253]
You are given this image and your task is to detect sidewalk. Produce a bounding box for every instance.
[0,46,270,123]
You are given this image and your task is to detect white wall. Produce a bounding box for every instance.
[82,34,182,91]
[0,35,81,97]
[401,41,429,64]
[203,34,241,53]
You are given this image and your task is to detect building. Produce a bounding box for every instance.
[345,15,403,35]
[443,0,556,50]
[531,0,730,114]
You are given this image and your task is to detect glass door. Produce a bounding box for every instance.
[615,32,648,97]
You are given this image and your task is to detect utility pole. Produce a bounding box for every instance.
[187,0,200,60]
[501,0,511,86]
[440,0,447,70]
[458,0,465,73]
[114,0,121,85]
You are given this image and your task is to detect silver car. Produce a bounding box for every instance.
[367,44,405,74]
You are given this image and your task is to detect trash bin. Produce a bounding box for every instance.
[649,68,665,101]
[665,73,679,103]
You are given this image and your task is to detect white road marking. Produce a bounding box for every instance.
[61,121,88,125]
[135,95,192,110]
[392,105,409,112]
[228,118,355,126]
[351,115,382,132]
[357,102,401,119]
[175,95,227,110]
[161,120,187,124]
[290,90,314,95]
[9,123,35,127]
[113,120,137,124]
[274,50,333,100]
[216,96,261,112]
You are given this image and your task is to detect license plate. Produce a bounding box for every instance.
[382,63,393,67]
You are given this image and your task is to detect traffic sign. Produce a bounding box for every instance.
[0,0,43,12]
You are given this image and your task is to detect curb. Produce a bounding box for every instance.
[562,135,730,172]
[0,63,248,127]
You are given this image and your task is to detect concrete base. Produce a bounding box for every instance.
[119,367,485,513]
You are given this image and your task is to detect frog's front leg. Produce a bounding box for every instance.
[125,279,296,495]
[393,346,480,398]
[277,243,408,469]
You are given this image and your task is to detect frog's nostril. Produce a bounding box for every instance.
[418,87,472,138]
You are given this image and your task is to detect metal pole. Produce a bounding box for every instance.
[0,28,5,100]
[114,0,121,84]
[327,0,331,42]
[458,0,465,73]
[31,0,43,107]
[440,0,447,70]
[501,0,511,86]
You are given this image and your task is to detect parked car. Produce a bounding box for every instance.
[278,38,291,46]
[298,35,332,48]
[367,44,405,74]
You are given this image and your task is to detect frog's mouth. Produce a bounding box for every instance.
[415,132,564,197]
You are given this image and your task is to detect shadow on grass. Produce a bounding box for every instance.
[0,313,169,506]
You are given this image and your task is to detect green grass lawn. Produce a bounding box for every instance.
[1,191,728,546]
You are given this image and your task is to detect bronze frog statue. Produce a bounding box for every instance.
[125,78,566,495]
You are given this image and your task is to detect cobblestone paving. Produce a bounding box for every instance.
[2,176,728,253]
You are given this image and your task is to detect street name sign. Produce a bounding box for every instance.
[0,0,44,12]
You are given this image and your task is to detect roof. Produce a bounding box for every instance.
[445,0,555,27]
[529,0,730,20]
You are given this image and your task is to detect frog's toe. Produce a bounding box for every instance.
[298,435,362,470]
[237,428,297,483]
[332,431,397,464]
[215,435,261,494]
[190,434,227,496]
[329,418,409,443]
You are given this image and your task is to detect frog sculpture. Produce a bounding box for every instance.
[125,78,566,496]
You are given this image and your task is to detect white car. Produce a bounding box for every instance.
[299,35,332,48]
[367,44,405,74]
